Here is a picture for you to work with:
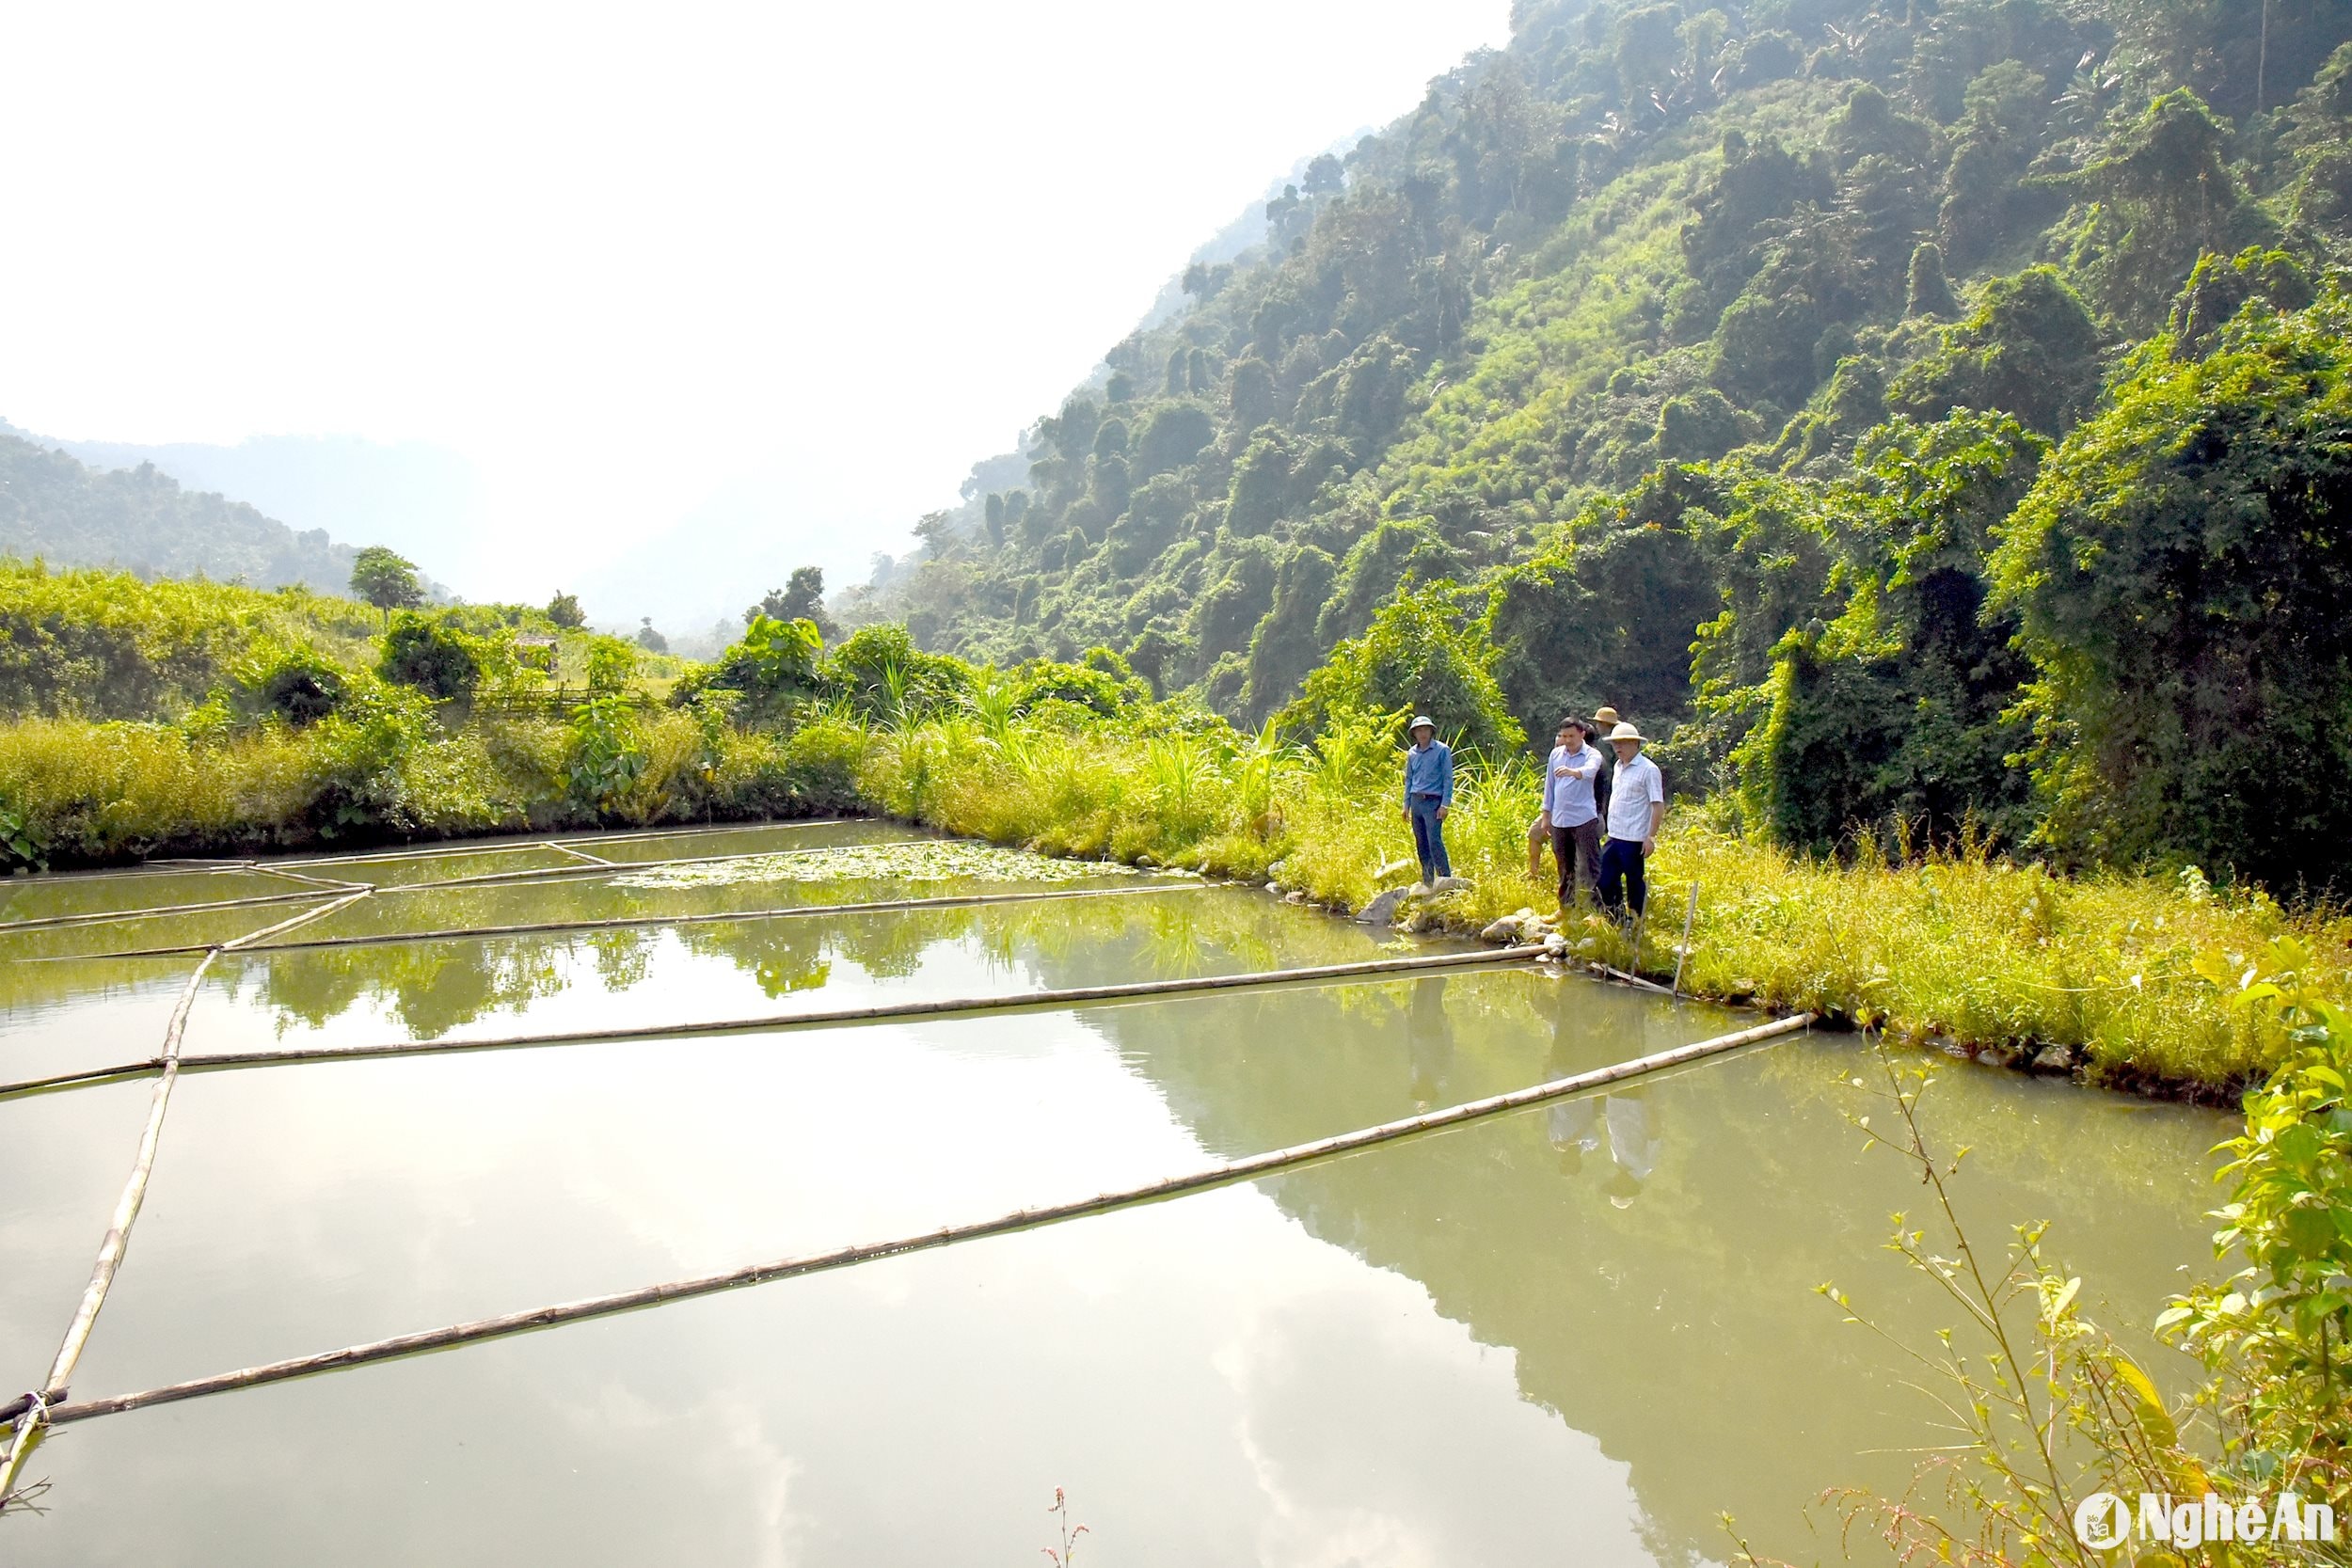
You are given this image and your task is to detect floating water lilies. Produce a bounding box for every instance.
[612,840,1142,891]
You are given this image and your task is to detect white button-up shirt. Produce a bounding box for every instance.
[1606,752,1664,843]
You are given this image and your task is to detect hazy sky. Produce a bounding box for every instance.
[0,1,1512,616]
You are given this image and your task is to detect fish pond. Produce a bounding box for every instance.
[0,820,2232,1565]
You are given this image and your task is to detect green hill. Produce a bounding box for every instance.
[0,428,360,592]
[845,0,2352,875]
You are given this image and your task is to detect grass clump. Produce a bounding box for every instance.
[833,698,2334,1095]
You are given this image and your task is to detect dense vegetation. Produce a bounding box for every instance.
[836,0,2352,892]
[8,0,2352,1530]
[0,430,363,591]
[0,562,2338,1102]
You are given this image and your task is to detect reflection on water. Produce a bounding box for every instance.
[0,825,2233,1567]
[1547,1008,1660,1200]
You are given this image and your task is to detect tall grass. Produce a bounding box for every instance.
[0,690,2333,1092]
[841,704,2338,1093]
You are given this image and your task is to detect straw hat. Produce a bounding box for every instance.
[1591,705,1621,729]
[1606,721,1646,744]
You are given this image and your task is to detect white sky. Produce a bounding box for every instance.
[0,0,1512,612]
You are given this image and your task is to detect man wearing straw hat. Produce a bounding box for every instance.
[1597,719,1664,919]
[1400,713,1454,888]
[1588,705,1622,823]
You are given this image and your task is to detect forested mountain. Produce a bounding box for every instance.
[10,426,482,592]
[846,0,2352,881]
[0,429,360,591]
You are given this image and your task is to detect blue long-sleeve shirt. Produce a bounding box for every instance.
[1404,738,1454,806]
[1541,742,1601,827]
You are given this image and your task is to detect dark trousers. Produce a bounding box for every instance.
[1597,836,1647,917]
[1550,819,1600,907]
[1408,795,1452,880]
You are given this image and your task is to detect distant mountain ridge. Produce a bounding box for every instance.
[0,421,480,600]
[0,427,359,591]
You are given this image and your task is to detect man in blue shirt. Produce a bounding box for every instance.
[1541,716,1603,909]
[1400,714,1454,887]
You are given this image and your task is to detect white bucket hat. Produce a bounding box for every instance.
[1408,715,1437,734]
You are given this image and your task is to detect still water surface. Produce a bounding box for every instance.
[0,823,2230,1565]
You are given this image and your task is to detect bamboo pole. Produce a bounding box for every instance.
[0,891,372,1502]
[1592,961,1675,996]
[40,881,1205,964]
[542,842,612,866]
[28,952,215,1400]
[12,1011,1814,1429]
[369,842,883,896]
[0,860,258,884]
[551,818,850,849]
[4,838,914,934]
[216,891,376,952]
[1671,880,1700,1000]
[0,944,1540,1101]
[1,885,348,935]
[253,866,373,893]
[254,817,853,871]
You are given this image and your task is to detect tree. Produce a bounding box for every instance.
[1736,415,2044,854]
[1286,586,1525,758]
[706,613,822,709]
[1886,268,2101,438]
[546,590,585,629]
[1991,294,2352,888]
[635,617,668,653]
[914,511,958,559]
[745,566,838,641]
[350,546,422,615]
[1131,402,1216,479]
[377,614,482,701]
[2057,89,2270,331]
[1228,357,1279,428]
[1903,243,1958,319]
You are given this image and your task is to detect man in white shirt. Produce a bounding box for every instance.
[1597,721,1665,918]
[1540,716,1603,909]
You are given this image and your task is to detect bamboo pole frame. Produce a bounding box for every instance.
[0,890,371,1501]
[259,817,852,869]
[0,818,857,889]
[3,834,953,935]
[5,1011,1813,1431]
[364,842,903,896]
[0,943,1538,1102]
[254,866,373,893]
[37,881,1204,964]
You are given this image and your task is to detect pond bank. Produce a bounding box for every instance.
[4,701,2340,1100]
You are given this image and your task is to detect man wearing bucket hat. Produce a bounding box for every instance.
[1400,713,1454,888]
[1597,719,1665,919]
[1588,705,1622,823]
